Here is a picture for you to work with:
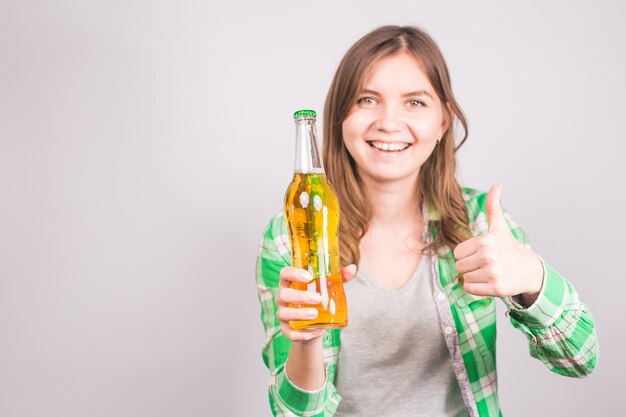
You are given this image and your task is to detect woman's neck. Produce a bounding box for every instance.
[359,174,423,227]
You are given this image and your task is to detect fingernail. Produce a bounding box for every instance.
[302,271,313,281]
[309,293,322,303]
[306,309,318,318]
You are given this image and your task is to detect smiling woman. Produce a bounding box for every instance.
[256,25,598,417]
[324,27,470,268]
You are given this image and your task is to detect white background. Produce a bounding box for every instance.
[1,1,624,416]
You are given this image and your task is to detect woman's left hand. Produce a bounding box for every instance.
[453,185,544,306]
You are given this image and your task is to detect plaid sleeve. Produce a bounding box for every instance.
[256,213,338,416]
[466,189,599,378]
[500,251,598,378]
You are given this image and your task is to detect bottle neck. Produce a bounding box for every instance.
[294,118,324,174]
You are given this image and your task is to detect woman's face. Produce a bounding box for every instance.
[342,51,448,185]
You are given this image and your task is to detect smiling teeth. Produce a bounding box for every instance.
[370,142,410,151]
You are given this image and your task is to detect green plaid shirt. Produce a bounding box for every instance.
[256,188,598,417]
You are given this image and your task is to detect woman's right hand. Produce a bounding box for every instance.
[275,264,357,342]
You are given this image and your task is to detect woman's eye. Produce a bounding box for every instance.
[407,99,425,107]
[357,97,377,105]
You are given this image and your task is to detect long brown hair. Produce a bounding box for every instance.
[323,25,472,266]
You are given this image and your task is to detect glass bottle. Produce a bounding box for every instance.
[284,109,348,330]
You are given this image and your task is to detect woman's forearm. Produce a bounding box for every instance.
[285,336,326,390]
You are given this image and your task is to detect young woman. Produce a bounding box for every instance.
[256,25,598,417]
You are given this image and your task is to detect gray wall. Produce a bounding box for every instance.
[1,1,623,416]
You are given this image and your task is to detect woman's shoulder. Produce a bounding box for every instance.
[261,211,288,239]
[258,211,291,264]
[461,187,490,222]
[461,186,487,199]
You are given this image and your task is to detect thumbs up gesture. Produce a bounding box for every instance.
[453,185,544,306]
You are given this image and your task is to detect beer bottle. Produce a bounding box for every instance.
[284,109,348,331]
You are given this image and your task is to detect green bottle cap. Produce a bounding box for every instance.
[293,109,317,119]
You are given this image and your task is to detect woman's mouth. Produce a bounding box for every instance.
[367,141,412,152]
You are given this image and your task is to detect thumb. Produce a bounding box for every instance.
[486,185,507,232]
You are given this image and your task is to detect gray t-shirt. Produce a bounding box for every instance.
[335,254,468,417]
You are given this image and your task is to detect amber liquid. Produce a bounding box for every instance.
[284,172,347,331]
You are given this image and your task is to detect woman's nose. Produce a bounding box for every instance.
[374,106,403,133]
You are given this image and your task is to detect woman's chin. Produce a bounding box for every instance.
[358,168,420,185]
